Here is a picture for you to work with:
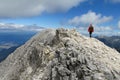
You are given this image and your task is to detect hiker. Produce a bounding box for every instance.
[88,24,94,38]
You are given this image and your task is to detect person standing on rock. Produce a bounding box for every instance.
[88,24,94,38]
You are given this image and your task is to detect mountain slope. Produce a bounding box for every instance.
[0,28,120,80]
[0,32,36,62]
[96,36,120,52]
[0,46,19,62]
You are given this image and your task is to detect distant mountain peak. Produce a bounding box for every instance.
[0,28,120,80]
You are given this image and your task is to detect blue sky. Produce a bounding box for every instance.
[0,0,120,36]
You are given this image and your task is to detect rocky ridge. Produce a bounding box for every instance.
[0,28,120,80]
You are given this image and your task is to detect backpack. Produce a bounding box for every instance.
[88,26,94,32]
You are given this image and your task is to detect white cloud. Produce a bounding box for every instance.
[112,0,120,2]
[0,23,45,32]
[0,42,18,49]
[78,25,112,32]
[118,21,120,28]
[95,26,112,32]
[0,0,86,18]
[68,11,113,26]
[108,0,120,3]
[76,25,113,36]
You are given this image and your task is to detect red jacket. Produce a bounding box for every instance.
[88,26,94,32]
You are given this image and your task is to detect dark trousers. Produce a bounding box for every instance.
[89,32,92,38]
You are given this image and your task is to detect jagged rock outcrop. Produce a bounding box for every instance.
[0,28,120,80]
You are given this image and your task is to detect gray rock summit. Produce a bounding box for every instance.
[0,28,120,80]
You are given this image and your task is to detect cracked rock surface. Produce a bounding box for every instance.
[0,28,120,80]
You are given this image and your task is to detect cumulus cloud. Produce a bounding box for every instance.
[0,0,86,18]
[0,23,45,32]
[68,11,113,26]
[77,25,113,36]
[95,26,112,32]
[78,25,112,32]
